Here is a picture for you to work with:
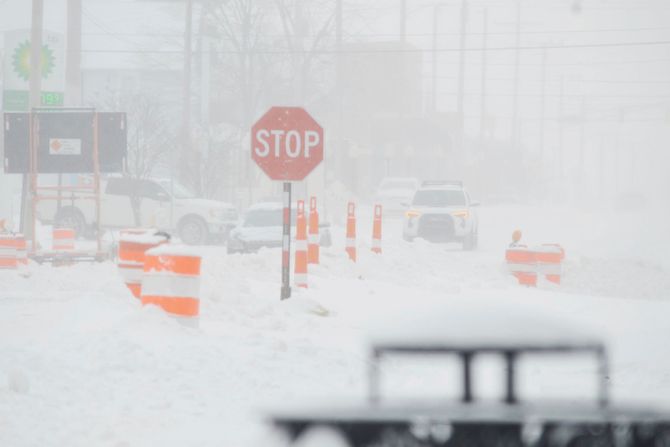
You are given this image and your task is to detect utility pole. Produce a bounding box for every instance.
[400,0,406,44]
[331,0,342,220]
[20,0,44,237]
[181,0,193,185]
[431,4,440,114]
[456,0,467,157]
[539,47,547,163]
[578,95,586,184]
[479,7,488,139]
[511,0,521,154]
[558,76,565,182]
[65,0,82,107]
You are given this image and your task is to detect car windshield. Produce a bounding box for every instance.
[412,190,466,207]
[157,180,197,199]
[381,180,416,190]
[243,208,299,227]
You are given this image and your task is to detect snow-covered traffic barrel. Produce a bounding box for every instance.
[505,246,537,286]
[118,229,169,298]
[0,235,17,269]
[14,234,27,266]
[52,228,75,251]
[140,245,202,327]
[534,244,564,284]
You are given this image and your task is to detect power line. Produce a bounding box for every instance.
[81,25,670,40]
[423,74,670,85]
[80,39,670,55]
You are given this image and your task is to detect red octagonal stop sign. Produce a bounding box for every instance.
[251,107,324,181]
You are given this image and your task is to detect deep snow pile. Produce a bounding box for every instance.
[0,205,669,446]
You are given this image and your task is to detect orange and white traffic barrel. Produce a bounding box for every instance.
[53,228,75,251]
[118,229,169,298]
[371,204,382,254]
[14,234,27,266]
[308,196,320,264]
[0,235,17,270]
[505,245,537,287]
[294,200,308,288]
[535,244,564,284]
[346,202,356,262]
[141,245,202,327]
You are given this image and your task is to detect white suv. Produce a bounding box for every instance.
[402,181,479,250]
[36,177,237,245]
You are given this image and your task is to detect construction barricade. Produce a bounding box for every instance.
[141,245,202,327]
[118,229,169,298]
[308,197,319,264]
[505,246,537,287]
[294,200,308,288]
[52,228,75,251]
[0,235,17,270]
[535,244,565,284]
[346,202,356,262]
[371,204,382,254]
[14,234,27,266]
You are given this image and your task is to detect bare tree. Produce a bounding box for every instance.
[274,0,335,104]
[96,89,175,226]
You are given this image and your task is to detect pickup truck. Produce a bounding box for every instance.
[36,176,237,245]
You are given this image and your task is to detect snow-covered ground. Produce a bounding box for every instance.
[1,204,669,446]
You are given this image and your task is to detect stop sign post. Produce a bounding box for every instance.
[251,107,324,300]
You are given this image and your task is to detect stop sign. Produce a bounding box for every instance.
[251,107,324,181]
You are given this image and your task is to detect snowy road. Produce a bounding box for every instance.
[1,205,669,446]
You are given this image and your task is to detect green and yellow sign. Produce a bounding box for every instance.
[2,30,65,111]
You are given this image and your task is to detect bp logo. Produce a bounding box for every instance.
[12,39,55,81]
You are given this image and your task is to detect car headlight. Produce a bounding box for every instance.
[228,232,244,247]
[405,209,422,218]
[452,210,469,219]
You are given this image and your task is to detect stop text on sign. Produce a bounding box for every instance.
[250,107,324,181]
[254,129,320,159]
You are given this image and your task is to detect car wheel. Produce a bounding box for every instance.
[178,216,209,245]
[463,229,478,251]
[54,207,87,238]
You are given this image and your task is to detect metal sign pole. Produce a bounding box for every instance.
[281,181,292,300]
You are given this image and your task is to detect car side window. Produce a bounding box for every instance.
[139,180,168,201]
[105,178,132,196]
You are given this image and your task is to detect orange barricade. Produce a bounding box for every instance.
[505,246,537,286]
[14,234,27,266]
[308,197,319,264]
[0,235,17,269]
[535,244,565,284]
[53,228,75,251]
[371,204,382,254]
[141,246,201,327]
[345,202,356,262]
[118,229,169,298]
[294,200,308,288]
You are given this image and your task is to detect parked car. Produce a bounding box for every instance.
[373,177,420,215]
[36,176,238,245]
[227,201,331,254]
[402,180,479,250]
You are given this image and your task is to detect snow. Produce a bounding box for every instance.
[145,244,204,258]
[366,296,602,350]
[0,204,669,446]
[119,232,170,246]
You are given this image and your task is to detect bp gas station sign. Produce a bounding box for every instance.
[2,30,65,111]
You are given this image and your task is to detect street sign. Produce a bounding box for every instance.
[250,107,324,300]
[2,30,65,111]
[251,107,323,181]
[4,111,127,173]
